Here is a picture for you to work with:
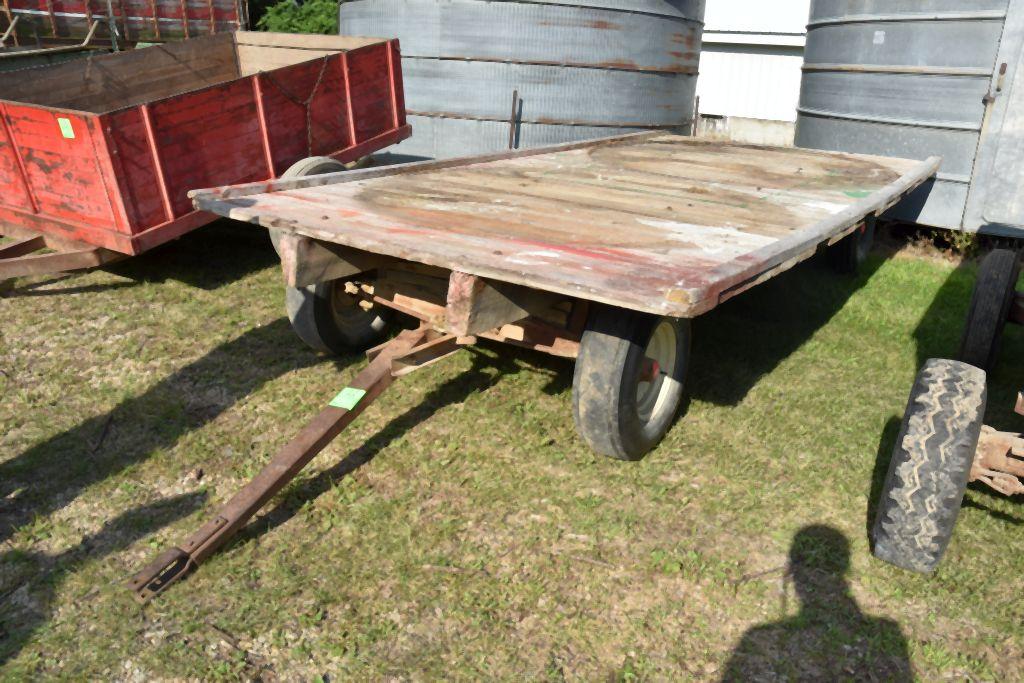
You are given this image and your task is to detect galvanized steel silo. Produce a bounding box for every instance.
[795,0,1010,230]
[341,0,705,160]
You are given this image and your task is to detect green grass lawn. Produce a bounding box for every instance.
[1,223,1022,680]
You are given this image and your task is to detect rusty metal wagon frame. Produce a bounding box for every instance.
[1,0,248,47]
[129,131,940,600]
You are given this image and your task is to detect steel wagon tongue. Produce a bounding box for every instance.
[129,132,939,602]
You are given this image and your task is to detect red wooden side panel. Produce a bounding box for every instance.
[0,105,35,213]
[104,108,165,230]
[390,42,407,129]
[2,105,115,230]
[0,38,409,253]
[345,42,400,145]
[104,44,410,241]
[147,78,265,218]
[260,54,351,177]
[5,0,244,41]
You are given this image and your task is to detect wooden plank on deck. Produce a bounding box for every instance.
[192,134,940,317]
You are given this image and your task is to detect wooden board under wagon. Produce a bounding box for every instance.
[191,132,940,317]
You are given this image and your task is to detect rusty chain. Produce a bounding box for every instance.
[261,55,331,157]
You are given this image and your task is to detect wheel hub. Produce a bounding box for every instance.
[636,321,677,424]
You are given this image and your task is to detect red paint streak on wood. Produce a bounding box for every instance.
[497,237,640,265]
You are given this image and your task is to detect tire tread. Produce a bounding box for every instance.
[958,248,1021,371]
[872,359,986,573]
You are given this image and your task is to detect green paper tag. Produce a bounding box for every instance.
[329,386,366,410]
[57,117,75,139]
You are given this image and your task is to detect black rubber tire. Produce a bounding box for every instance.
[285,281,390,354]
[958,248,1021,372]
[872,359,987,574]
[274,156,390,354]
[828,219,875,274]
[572,306,691,461]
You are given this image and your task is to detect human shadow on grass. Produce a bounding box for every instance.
[0,318,347,545]
[689,252,883,407]
[720,525,912,682]
[0,492,206,666]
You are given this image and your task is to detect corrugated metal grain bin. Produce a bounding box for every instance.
[795,0,1024,238]
[340,0,706,160]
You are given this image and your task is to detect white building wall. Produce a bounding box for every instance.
[698,46,804,122]
[696,0,811,143]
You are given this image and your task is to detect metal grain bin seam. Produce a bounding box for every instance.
[342,0,705,159]
[796,0,1010,230]
[807,10,1007,28]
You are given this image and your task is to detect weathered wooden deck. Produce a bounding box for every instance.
[191,132,940,317]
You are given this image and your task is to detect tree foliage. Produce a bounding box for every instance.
[256,0,338,34]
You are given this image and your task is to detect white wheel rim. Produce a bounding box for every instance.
[636,321,679,424]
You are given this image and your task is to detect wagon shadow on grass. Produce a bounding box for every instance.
[689,252,884,407]
[0,492,207,666]
[230,252,893,548]
[0,317,340,545]
[103,220,280,291]
[2,220,277,298]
